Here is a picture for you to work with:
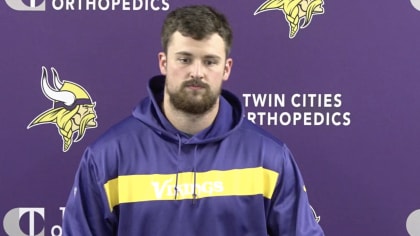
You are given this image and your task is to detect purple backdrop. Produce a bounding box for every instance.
[1,0,420,235]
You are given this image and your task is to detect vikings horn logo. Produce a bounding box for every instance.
[254,0,325,38]
[28,67,98,152]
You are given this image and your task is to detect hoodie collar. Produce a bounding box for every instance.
[132,75,244,144]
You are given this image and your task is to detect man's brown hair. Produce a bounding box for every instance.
[161,5,233,56]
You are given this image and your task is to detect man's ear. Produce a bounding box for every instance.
[223,58,233,81]
[158,52,167,75]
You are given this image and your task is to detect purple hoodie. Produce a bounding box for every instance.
[62,75,324,236]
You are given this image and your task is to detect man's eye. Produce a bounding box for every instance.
[204,60,218,66]
[177,58,191,64]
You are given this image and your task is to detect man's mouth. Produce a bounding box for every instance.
[183,80,208,90]
[186,84,205,90]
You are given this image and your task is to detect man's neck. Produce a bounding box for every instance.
[162,97,219,135]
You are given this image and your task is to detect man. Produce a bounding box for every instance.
[62,5,324,236]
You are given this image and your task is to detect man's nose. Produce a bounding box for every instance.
[191,61,204,79]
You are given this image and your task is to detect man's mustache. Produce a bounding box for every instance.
[182,79,209,89]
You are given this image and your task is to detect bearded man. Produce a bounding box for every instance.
[62,5,324,236]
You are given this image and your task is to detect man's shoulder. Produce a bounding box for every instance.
[81,116,152,172]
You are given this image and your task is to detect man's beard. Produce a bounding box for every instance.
[167,79,220,115]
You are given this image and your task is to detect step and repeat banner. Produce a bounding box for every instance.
[1,0,420,235]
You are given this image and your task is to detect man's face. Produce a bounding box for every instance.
[158,31,233,115]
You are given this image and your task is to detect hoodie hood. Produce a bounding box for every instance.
[132,75,244,144]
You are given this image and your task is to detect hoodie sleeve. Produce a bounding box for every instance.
[267,146,324,236]
[62,148,116,236]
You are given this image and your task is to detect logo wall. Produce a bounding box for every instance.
[27,67,98,152]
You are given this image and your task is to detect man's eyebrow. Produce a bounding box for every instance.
[174,51,222,60]
[203,55,222,60]
[175,51,193,56]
